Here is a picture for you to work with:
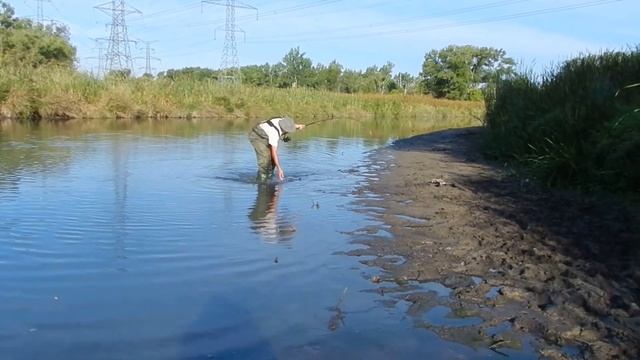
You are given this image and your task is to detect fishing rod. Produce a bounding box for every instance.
[280,116,336,142]
[304,115,337,127]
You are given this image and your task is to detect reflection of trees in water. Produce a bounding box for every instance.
[0,139,73,196]
[0,118,237,141]
[248,183,296,244]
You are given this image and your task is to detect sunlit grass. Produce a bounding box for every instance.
[0,65,483,134]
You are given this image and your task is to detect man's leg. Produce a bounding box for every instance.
[249,134,273,182]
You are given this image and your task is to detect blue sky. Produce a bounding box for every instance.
[8,0,639,76]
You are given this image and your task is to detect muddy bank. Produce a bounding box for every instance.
[348,127,640,359]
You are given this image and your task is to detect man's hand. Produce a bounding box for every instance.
[295,124,305,130]
[277,167,285,181]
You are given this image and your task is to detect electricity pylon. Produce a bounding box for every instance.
[35,0,51,24]
[202,0,257,83]
[88,37,107,77]
[135,40,160,76]
[95,1,141,75]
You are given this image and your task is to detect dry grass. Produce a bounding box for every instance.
[0,65,484,134]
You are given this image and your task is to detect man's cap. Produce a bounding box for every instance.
[279,116,296,133]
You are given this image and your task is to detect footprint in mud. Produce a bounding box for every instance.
[327,288,348,331]
[327,307,345,332]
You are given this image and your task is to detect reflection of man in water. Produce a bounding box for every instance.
[248,183,296,244]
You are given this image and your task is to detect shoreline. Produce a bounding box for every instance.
[351,127,639,358]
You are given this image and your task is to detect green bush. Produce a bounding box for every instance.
[484,48,640,194]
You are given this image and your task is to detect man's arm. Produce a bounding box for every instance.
[270,145,285,180]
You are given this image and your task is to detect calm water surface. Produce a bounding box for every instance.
[0,120,535,359]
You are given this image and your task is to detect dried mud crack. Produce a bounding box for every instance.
[348,127,640,359]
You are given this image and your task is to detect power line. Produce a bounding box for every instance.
[246,0,623,43]
[184,0,339,30]
[128,2,201,23]
[138,0,342,46]
[74,0,624,73]
[140,0,624,67]
[242,0,531,44]
[202,1,258,83]
[49,0,70,23]
[95,0,141,74]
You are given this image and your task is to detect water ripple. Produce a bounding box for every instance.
[0,128,537,359]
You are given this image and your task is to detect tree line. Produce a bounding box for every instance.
[1,1,516,101]
[157,48,409,96]
[158,45,515,101]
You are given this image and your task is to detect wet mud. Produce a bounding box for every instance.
[349,127,640,359]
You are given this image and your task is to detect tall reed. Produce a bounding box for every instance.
[0,65,483,132]
[484,48,640,194]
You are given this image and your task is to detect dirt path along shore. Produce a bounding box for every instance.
[349,127,640,359]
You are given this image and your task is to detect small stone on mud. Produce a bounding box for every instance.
[562,327,600,343]
[497,286,530,302]
[429,178,448,187]
[442,274,475,289]
[629,302,640,316]
[539,348,571,360]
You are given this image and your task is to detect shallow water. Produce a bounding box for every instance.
[0,120,535,359]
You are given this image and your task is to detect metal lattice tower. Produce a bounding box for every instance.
[88,38,107,77]
[95,1,141,74]
[136,40,160,76]
[202,0,257,83]
[35,0,51,24]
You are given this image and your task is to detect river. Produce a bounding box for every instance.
[0,119,535,359]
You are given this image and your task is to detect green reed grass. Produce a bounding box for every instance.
[484,47,640,194]
[0,65,483,133]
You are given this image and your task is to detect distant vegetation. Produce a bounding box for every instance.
[161,45,516,101]
[159,47,416,96]
[484,48,640,195]
[0,2,484,127]
[0,63,483,128]
[2,2,638,196]
[421,45,515,100]
[0,2,75,68]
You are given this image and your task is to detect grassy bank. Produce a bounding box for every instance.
[0,65,482,130]
[484,48,639,195]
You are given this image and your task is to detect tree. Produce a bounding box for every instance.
[280,47,312,88]
[1,1,14,26]
[393,72,417,95]
[105,69,132,79]
[241,64,272,86]
[158,67,217,81]
[339,69,362,93]
[362,62,394,94]
[313,60,342,91]
[420,45,514,100]
[0,1,75,67]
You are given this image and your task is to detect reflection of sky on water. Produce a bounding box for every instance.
[0,120,537,359]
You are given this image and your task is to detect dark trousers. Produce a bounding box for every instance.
[249,128,274,182]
